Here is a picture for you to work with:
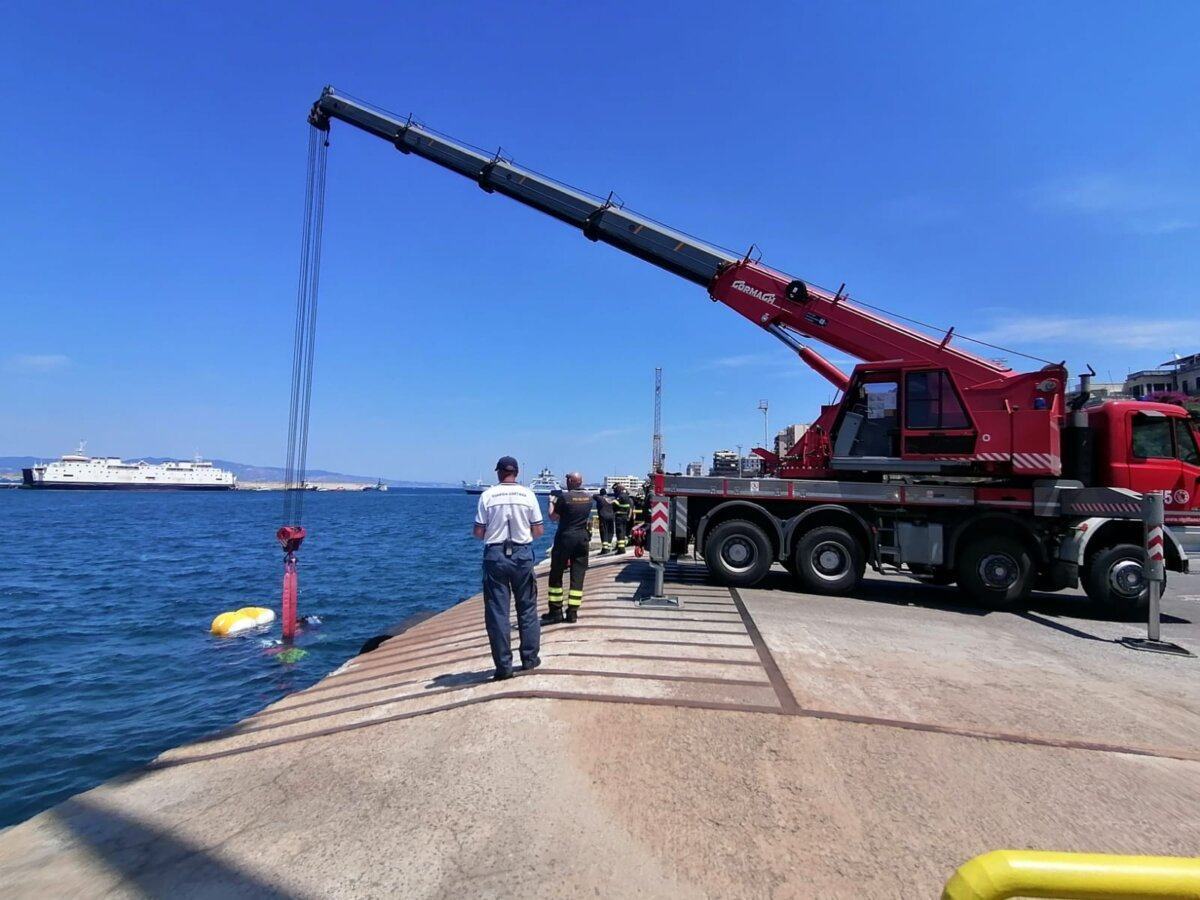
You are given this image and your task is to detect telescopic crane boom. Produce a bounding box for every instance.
[310,87,1068,479]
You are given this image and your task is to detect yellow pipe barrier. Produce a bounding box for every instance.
[942,850,1200,899]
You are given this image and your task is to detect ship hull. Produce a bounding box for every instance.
[21,470,234,491]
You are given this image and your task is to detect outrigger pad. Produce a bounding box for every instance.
[1118,637,1194,658]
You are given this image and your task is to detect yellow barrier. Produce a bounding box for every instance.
[943,850,1200,899]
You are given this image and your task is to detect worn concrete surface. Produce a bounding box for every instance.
[1,554,1198,898]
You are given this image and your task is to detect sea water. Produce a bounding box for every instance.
[0,488,554,827]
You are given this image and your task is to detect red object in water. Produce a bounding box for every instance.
[276,525,306,553]
[281,554,298,641]
[276,526,306,642]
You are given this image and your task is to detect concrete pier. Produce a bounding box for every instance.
[2,556,1199,897]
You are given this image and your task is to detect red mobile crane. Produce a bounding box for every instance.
[309,88,1198,612]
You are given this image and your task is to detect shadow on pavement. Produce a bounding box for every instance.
[53,796,295,898]
[670,564,1192,628]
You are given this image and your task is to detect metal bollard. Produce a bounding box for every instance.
[1144,492,1165,643]
[1120,492,1191,657]
[638,497,681,609]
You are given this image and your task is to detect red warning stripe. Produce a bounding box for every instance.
[650,502,669,534]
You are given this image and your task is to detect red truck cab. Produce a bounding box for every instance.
[1088,401,1200,519]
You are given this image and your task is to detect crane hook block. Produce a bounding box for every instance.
[276,525,307,554]
[785,280,810,303]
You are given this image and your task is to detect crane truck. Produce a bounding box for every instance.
[309,87,1199,613]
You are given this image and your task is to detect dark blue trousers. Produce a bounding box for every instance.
[482,543,540,675]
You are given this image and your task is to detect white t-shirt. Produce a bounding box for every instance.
[475,482,543,545]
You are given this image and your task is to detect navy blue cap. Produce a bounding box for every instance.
[495,456,519,473]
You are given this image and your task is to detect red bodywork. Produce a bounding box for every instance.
[1086,401,1200,523]
[708,261,1066,479]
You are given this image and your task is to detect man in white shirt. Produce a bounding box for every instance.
[473,456,545,680]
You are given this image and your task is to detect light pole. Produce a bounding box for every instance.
[758,399,769,451]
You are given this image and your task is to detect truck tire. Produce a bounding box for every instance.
[703,519,773,587]
[793,526,865,595]
[955,535,1033,606]
[1083,543,1153,617]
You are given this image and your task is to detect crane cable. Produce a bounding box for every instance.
[277,122,330,641]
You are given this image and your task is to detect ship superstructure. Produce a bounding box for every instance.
[527,468,561,495]
[22,445,236,490]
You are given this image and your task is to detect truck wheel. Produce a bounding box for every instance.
[793,526,865,595]
[704,520,773,586]
[1084,543,1153,617]
[955,535,1032,606]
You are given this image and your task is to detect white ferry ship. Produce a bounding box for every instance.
[527,468,561,495]
[22,444,236,491]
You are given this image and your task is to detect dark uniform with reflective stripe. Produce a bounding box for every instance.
[613,486,633,553]
[594,491,616,552]
[546,489,593,619]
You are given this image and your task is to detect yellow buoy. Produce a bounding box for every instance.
[236,607,276,626]
[211,611,258,636]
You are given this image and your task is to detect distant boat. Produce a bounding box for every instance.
[22,443,236,491]
[462,478,488,495]
[528,468,561,495]
[363,478,389,492]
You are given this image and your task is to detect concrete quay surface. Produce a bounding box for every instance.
[2,554,1199,898]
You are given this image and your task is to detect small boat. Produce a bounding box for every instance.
[462,478,488,495]
[363,478,389,492]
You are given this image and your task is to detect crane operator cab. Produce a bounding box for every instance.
[830,368,977,475]
[835,380,900,459]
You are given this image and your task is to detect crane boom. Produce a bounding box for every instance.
[310,88,1011,389]
[309,87,1068,479]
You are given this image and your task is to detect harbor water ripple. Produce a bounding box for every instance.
[0,488,554,827]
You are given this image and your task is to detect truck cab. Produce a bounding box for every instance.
[1089,400,1200,557]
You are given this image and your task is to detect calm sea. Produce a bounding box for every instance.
[0,488,554,827]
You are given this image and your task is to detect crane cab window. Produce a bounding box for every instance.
[904,371,969,429]
[1131,413,1173,459]
[836,380,899,458]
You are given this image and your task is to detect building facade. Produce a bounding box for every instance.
[774,423,809,457]
[603,475,645,494]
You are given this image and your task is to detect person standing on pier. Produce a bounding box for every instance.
[593,487,616,555]
[612,483,634,554]
[473,456,544,680]
[542,472,593,625]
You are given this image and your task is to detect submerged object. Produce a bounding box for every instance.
[211,606,276,636]
[237,607,276,626]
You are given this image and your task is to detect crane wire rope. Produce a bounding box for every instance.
[283,124,329,525]
[276,122,329,643]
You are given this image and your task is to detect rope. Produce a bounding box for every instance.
[283,125,329,526]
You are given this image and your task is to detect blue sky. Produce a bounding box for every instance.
[3,2,1197,481]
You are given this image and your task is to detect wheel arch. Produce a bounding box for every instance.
[1074,517,1187,573]
[782,504,872,562]
[948,513,1045,568]
[695,501,783,560]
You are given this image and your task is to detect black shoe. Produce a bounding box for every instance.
[598,549,610,556]
[493,670,514,681]
[523,658,542,671]
[540,606,564,625]
[565,607,578,624]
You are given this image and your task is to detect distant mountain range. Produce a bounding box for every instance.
[0,456,455,488]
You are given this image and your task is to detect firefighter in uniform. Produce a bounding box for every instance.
[612,483,633,554]
[594,487,616,554]
[542,472,593,624]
